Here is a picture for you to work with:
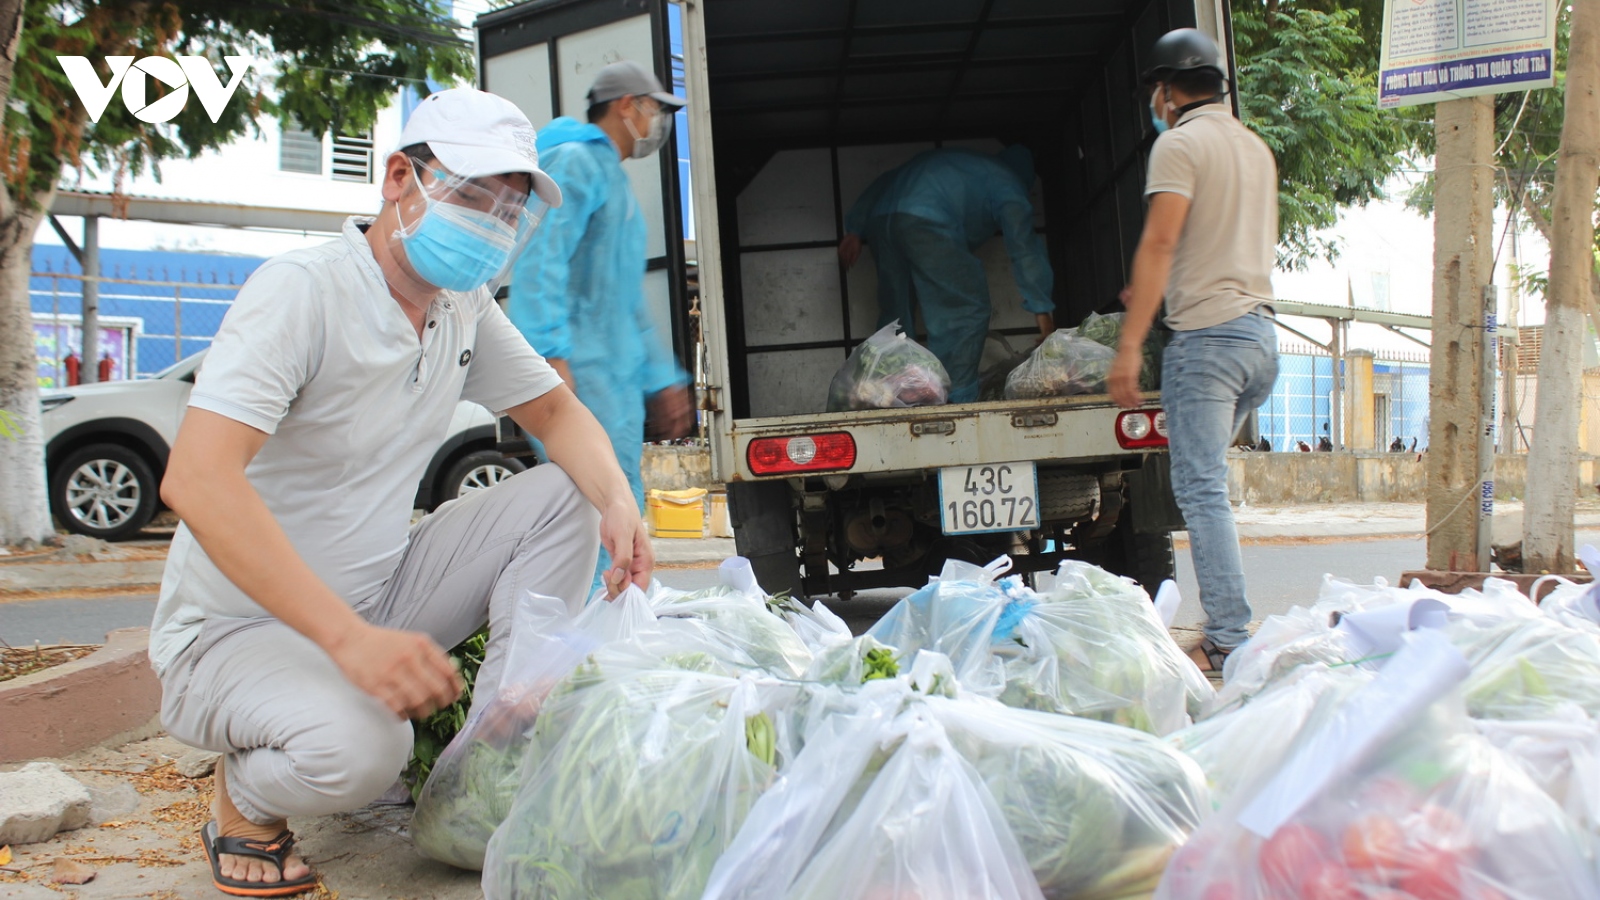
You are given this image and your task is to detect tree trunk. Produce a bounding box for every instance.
[0,192,53,546]
[1524,0,1600,575]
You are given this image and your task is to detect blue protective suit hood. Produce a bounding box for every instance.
[535,116,612,154]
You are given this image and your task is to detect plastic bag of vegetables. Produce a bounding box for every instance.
[1074,311,1166,393]
[647,580,815,678]
[1004,329,1115,399]
[1215,576,1536,711]
[480,643,788,900]
[868,558,1210,734]
[706,681,1208,900]
[826,321,951,412]
[1450,613,1600,720]
[1169,663,1375,806]
[410,588,655,870]
[1157,631,1600,900]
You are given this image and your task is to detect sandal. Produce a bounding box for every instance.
[1188,637,1232,673]
[202,820,319,897]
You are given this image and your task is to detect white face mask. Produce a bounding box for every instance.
[624,105,672,159]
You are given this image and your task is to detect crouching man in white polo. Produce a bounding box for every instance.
[149,88,650,896]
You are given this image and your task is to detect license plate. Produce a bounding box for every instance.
[938,462,1040,535]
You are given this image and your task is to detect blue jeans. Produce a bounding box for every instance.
[1161,311,1279,650]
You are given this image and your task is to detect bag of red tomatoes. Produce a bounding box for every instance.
[1157,632,1600,900]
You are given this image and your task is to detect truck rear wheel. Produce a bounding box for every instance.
[727,481,804,598]
[1100,523,1176,596]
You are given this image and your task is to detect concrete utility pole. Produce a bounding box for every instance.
[1425,96,1496,572]
[1501,222,1522,453]
[80,216,100,384]
[1523,0,1600,575]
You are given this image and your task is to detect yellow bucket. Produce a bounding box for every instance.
[647,487,708,539]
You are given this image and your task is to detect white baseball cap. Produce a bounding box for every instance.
[396,88,563,208]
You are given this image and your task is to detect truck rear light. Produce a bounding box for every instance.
[747,432,857,475]
[1115,410,1169,449]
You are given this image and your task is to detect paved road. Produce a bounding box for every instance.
[15,532,1598,646]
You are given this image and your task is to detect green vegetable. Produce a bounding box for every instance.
[1075,312,1165,392]
[407,628,487,796]
[805,635,902,686]
[482,659,778,900]
[861,647,899,682]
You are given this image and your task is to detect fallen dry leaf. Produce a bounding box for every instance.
[50,858,96,885]
[0,846,11,866]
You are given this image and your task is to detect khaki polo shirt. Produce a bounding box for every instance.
[1145,105,1278,331]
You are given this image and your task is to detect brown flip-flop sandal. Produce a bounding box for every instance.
[202,820,319,897]
[1188,637,1231,673]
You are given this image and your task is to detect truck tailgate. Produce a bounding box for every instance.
[723,393,1163,481]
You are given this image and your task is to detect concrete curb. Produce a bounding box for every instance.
[0,628,162,764]
[0,559,166,592]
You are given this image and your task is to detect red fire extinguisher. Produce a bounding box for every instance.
[98,354,114,382]
[64,353,81,386]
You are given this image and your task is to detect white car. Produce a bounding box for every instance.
[40,351,530,540]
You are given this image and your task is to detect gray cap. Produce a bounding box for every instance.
[586,60,687,109]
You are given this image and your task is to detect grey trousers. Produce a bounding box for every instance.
[158,464,601,825]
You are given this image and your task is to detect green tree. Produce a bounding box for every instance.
[1231,1,1423,268]
[0,0,473,546]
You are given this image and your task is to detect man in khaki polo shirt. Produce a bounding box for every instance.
[1109,27,1280,671]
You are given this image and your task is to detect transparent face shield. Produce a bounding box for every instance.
[386,158,548,306]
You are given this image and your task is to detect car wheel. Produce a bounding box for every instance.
[50,443,159,541]
[440,450,526,505]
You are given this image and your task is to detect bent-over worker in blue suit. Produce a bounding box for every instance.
[838,146,1056,402]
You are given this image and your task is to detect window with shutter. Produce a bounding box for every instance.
[280,124,322,175]
[332,132,375,183]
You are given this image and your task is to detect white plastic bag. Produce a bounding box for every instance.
[1003,330,1115,399]
[481,661,784,900]
[868,558,1210,734]
[827,321,951,411]
[1158,632,1600,900]
[411,587,655,869]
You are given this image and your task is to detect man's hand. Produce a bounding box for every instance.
[1109,344,1145,409]
[838,233,863,270]
[599,500,654,598]
[326,622,463,720]
[646,385,693,441]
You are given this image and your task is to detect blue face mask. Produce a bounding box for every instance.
[1150,92,1170,134]
[399,174,519,293]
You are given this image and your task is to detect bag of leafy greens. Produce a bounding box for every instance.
[480,645,787,900]
[410,588,654,870]
[1075,311,1164,392]
[647,580,816,678]
[1003,329,1115,399]
[868,558,1210,735]
[706,679,1207,900]
[826,321,951,411]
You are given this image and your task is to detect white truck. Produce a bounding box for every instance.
[477,0,1236,599]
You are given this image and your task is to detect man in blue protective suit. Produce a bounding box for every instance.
[838,146,1056,402]
[509,61,692,593]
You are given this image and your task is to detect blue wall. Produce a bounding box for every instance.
[30,245,265,378]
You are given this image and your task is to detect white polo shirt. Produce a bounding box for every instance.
[149,217,562,673]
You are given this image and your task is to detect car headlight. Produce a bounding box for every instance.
[39,395,75,413]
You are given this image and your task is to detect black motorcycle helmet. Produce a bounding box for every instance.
[1141,28,1225,85]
